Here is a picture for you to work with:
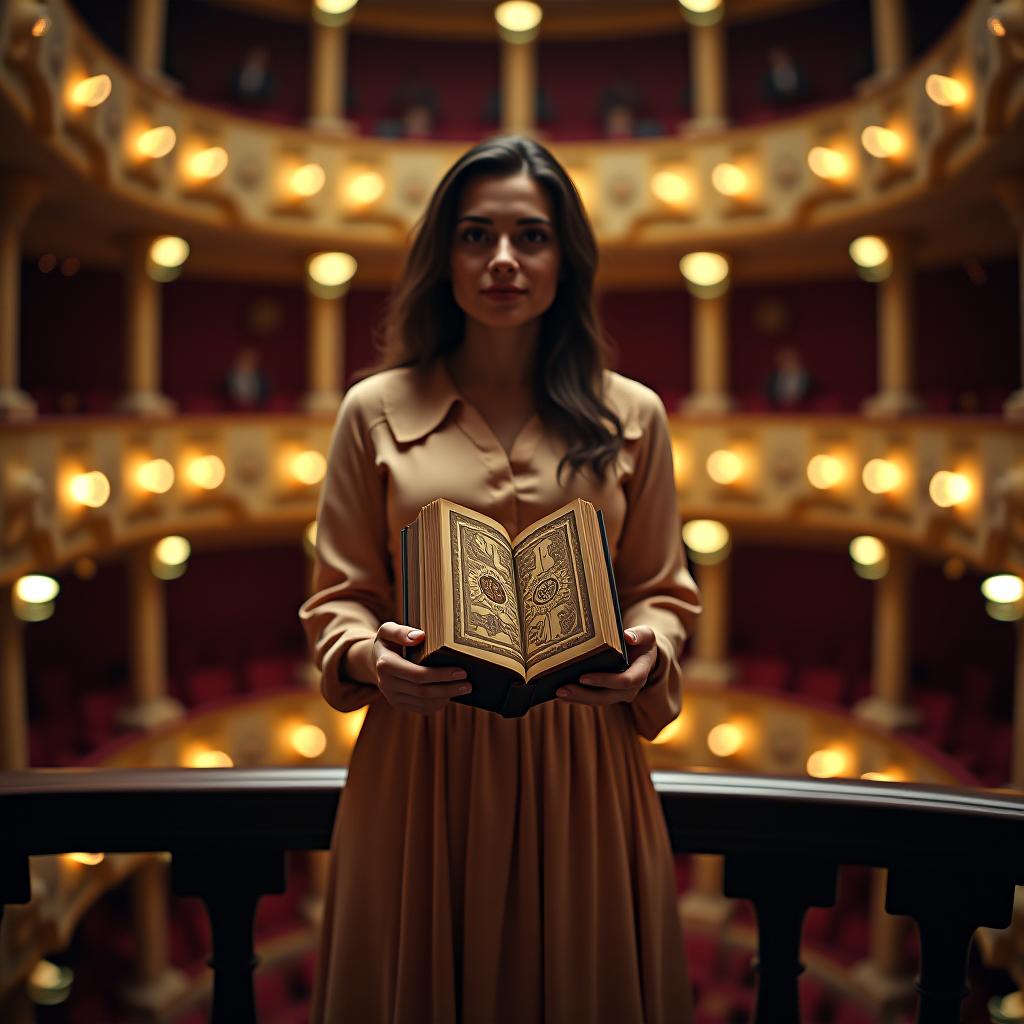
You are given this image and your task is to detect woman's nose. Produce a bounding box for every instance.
[489,235,518,272]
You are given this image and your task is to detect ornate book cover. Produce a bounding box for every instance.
[401,498,628,718]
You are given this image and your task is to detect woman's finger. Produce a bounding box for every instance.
[378,621,426,648]
[556,682,642,706]
[386,677,472,701]
[377,652,467,686]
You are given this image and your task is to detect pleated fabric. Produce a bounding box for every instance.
[311,698,691,1024]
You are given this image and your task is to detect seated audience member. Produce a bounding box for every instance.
[230,46,277,108]
[375,78,438,138]
[761,46,810,109]
[765,346,814,409]
[223,347,270,410]
[599,79,664,138]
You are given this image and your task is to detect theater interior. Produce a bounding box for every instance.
[0,0,1023,1021]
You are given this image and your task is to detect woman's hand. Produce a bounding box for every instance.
[555,626,657,706]
[372,622,473,714]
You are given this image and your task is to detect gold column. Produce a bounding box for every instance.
[684,557,735,685]
[862,236,921,417]
[851,869,917,1009]
[309,20,354,134]
[869,0,909,85]
[128,0,168,84]
[302,291,346,414]
[682,292,733,415]
[115,236,176,417]
[117,547,183,730]
[0,172,43,422]
[685,12,727,133]
[500,35,537,136]
[996,176,1024,419]
[0,589,29,770]
[119,858,189,1014]
[855,546,920,730]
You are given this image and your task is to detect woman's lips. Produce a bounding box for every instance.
[482,288,526,302]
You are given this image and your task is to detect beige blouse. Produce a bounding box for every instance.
[301,359,700,740]
[300,360,700,1024]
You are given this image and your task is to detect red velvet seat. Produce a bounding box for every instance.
[736,655,791,692]
[794,666,846,705]
[184,666,238,706]
[243,655,300,693]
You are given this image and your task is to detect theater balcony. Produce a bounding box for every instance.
[2,0,1024,1021]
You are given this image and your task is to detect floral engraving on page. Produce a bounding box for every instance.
[450,511,524,665]
[515,510,595,669]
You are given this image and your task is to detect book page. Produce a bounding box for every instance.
[446,505,525,669]
[514,506,597,671]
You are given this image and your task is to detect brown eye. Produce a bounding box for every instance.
[522,229,549,245]
[460,227,487,243]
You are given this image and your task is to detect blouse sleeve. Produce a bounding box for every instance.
[298,385,390,713]
[615,392,702,740]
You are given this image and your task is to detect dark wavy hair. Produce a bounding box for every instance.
[368,134,624,482]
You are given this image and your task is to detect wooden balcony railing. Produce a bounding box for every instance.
[2,768,1023,1023]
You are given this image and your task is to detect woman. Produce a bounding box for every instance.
[299,135,700,1023]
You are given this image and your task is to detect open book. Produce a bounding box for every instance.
[401,497,628,718]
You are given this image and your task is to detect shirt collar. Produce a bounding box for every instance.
[382,360,644,444]
[382,360,462,444]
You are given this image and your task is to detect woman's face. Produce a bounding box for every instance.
[449,170,562,330]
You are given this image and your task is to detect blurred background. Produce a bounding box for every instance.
[0,0,1022,1021]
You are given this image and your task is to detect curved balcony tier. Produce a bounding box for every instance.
[1,411,1020,586]
[2,1,1023,285]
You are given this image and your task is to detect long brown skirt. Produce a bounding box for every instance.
[311,697,693,1023]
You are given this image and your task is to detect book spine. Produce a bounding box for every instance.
[400,526,410,662]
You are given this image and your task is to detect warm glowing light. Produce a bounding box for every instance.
[288,163,326,198]
[154,536,191,567]
[862,457,902,494]
[706,449,744,485]
[305,521,318,550]
[291,723,328,758]
[678,0,722,12]
[186,748,234,768]
[861,768,905,782]
[136,458,174,494]
[925,73,969,107]
[651,169,692,208]
[65,852,105,866]
[135,125,176,159]
[679,251,729,288]
[494,1,543,35]
[807,454,845,490]
[69,471,111,508]
[711,162,749,197]
[29,959,71,993]
[807,146,851,181]
[316,0,359,12]
[860,125,905,159]
[185,455,226,490]
[31,17,51,37]
[344,169,386,207]
[69,74,112,109]
[15,575,59,604]
[650,712,689,745]
[989,15,1008,37]
[807,748,849,778]
[291,450,327,485]
[308,251,358,288]
[849,235,890,269]
[929,470,972,507]
[849,535,886,567]
[149,236,189,269]
[186,146,229,181]
[982,574,1024,604]
[340,706,368,744]
[707,722,744,757]
[682,519,730,555]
